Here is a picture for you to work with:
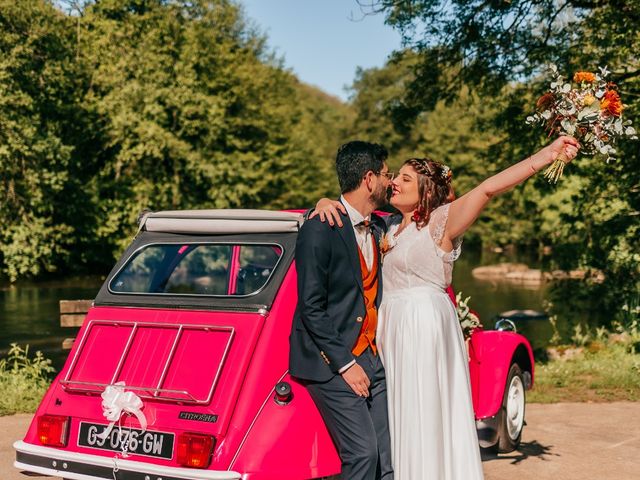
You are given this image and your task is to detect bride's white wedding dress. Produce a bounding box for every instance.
[377,204,484,480]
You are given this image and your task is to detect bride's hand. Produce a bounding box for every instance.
[309,198,346,227]
[544,136,580,164]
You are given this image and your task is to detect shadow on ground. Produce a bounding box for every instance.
[481,440,559,465]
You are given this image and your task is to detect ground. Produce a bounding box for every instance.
[3,403,640,479]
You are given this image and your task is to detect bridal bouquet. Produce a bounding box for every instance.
[526,65,637,183]
[455,292,481,339]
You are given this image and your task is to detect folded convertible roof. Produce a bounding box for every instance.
[139,209,304,234]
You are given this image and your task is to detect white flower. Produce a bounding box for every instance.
[559,105,576,116]
[561,119,576,135]
[599,144,615,155]
[455,292,481,339]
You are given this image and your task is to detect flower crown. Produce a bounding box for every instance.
[408,158,452,184]
[441,165,452,182]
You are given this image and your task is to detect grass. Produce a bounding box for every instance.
[529,322,640,403]
[0,343,54,416]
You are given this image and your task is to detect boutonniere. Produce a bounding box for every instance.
[379,232,396,263]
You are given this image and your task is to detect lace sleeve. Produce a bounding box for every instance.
[428,203,463,262]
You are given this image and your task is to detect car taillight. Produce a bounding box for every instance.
[176,432,215,468]
[37,415,70,447]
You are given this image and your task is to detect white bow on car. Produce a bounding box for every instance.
[96,381,147,441]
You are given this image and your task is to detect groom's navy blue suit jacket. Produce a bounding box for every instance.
[289,207,387,382]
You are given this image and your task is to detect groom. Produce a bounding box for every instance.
[289,141,393,480]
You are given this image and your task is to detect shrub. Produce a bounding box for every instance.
[0,344,54,416]
[530,319,640,403]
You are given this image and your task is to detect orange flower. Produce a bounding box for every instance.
[573,71,596,83]
[600,90,623,117]
[536,92,555,111]
[379,234,391,255]
[379,233,395,261]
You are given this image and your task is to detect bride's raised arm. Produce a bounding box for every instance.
[443,136,579,242]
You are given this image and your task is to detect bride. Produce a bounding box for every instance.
[313,136,579,479]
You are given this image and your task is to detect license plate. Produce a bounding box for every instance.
[77,422,174,460]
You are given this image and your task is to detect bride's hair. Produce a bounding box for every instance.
[404,157,456,228]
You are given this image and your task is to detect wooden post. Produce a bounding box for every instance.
[60,300,92,349]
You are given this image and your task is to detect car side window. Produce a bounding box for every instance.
[235,245,283,295]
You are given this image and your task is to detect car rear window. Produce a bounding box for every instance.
[109,243,283,296]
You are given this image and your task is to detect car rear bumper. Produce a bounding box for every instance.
[14,440,241,480]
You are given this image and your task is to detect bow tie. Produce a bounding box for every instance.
[355,220,372,230]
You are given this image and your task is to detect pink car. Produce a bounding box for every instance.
[14,210,533,480]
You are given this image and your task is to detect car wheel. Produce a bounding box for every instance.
[496,363,526,453]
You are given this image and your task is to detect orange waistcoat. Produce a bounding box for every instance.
[352,237,379,356]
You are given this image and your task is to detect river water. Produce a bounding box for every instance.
[0,250,605,372]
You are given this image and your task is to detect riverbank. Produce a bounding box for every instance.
[4,403,640,480]
[472,262,606,285]
[530,337,640,403]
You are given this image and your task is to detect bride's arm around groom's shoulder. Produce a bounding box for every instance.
[444,136,580,242]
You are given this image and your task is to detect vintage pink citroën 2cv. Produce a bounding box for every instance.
[14,209,534,480]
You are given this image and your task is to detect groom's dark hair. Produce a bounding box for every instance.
[335,141,388,193]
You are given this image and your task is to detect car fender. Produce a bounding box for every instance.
[469,330,534,419]
[229,374,340,480]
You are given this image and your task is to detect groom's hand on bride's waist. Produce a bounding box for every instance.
[341,362,371,397]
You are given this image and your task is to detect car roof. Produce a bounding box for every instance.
[140,209,305,235]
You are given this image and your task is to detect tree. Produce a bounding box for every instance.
[359,0,640,114]
[284,81,355,205]
[360,0,640,320]
[0,0,355,279]
[0,0,88,280]
[79,0,357,255]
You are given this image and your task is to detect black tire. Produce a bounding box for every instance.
[495,363,526,453]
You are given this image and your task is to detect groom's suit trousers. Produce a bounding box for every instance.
[305,347,393,480]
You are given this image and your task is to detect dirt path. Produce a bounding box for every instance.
[3,402,640,479]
